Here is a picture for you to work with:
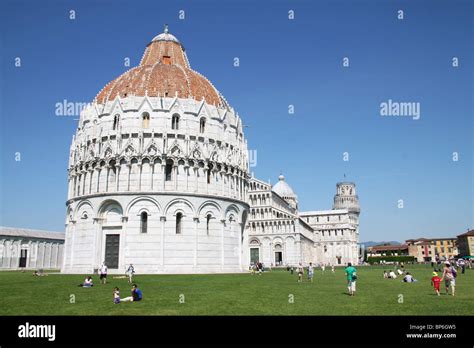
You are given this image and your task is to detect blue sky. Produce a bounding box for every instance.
[0,0,472,242]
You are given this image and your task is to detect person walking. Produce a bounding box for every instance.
[431,272,441,296]
[344,263,357,296]
[297,263,304,283]
[126,264,135,283]
[440,261,456,296]
[99,262,108,285]
[308,262,314,282]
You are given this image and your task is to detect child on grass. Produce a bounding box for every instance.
[113,287,120,304]
[431,272,441,296]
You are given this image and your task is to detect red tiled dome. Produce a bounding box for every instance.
[96,28,223,106]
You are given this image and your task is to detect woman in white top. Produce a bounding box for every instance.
[441,262,456,296]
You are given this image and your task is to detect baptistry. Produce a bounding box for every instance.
[62,27,250,274]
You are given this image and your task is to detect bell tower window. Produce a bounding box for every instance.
[200,117,206,133]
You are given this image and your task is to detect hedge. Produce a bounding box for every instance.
[367,256,415,264]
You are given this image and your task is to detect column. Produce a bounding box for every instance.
[221,171,225,196]
[88,169,93,194]
[95,168,100,193]
[41,241,46,269]
[174,165,178,191]
[82,170,87,195]
[161,164,166,191]
[160,216,166,266]
[26,241,32,268]
[138,163,143,191]
[149,162,154,191]
[220,219,226,267]
[127,164,131,191]
[72,175,77,197]
[205,166,209,195]
[194,167,198,193]
[68,220,76,269]
[119,216,128,271]
[185,165,189,191]
[193,217,199,267]
[238,222,243,271]
[93,218,103,268]
[0,239,4,268]
[115,164,120,191]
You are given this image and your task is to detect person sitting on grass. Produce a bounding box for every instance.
[78,276,93,287]
[389,270,397,279]
[402,272,417,282]
[113,287,120,304]
[121,284,143,302]
[33,270,47,277]
[383,271,388,278]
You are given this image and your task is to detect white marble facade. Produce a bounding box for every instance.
[62,29,249,274]
[0,227,64,270]
[246,178,360,267]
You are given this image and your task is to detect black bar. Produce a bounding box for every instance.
[0,316,471,346]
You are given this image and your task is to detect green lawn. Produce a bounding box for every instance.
[0,265,472,315]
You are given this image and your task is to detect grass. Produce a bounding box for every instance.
[0,265,472,315]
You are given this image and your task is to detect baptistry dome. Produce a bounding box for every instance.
[95,26,226,108]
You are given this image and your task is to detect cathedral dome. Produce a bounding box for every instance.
[272,175,297,198]
[95,26,226,107]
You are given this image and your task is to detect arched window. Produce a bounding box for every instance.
[171,114,180,130]
[165,160,173,181]
[113,114,120,130]
[206,214,211,235]
[199,117,206,133]
[142,112,150,129]
[176,212,182,234]
[140,212,148,233]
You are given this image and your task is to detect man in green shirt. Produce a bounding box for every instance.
[344,263,357,296]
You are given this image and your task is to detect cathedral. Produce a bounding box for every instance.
[247,176,360,267]
[62,27,359,274]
